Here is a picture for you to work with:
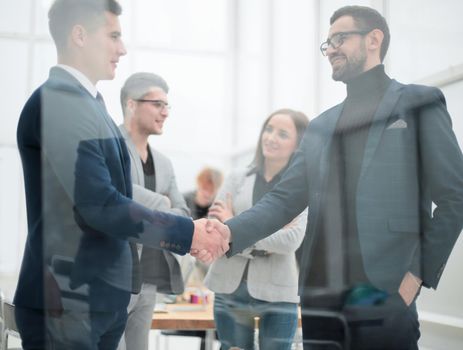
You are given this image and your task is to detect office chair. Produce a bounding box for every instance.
[300,309,349,350]
[0,289,22,350]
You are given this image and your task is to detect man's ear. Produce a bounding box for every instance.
[125,99,137,117]
[70,25,87,48]
[366,28,384,53]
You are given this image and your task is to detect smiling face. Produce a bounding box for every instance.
[261,113,298,164]
[131,87,169,136]
[326,15,368,83]
[81,11,127,83]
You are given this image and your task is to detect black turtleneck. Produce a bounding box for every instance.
[339,64,391,284]
[316,65,392,288]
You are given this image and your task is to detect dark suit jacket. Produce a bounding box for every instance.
[15,67,194,311]
[227,79,463,293]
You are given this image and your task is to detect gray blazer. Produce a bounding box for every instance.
[205,168,307,303]
[227,80,463,293]
[119,125,190,294]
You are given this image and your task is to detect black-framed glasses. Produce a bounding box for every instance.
[136,99,171,111]
[320,30,370,56]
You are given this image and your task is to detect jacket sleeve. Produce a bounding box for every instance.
[132,184,171,212]
[42,81,193,255]
[254,208,307,254]
[414,86,463,289]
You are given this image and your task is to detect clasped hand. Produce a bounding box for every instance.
[190,218,231,264]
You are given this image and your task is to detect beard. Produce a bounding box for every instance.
[330,44,367,83]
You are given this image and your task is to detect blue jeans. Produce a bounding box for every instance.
[214,281,298,350]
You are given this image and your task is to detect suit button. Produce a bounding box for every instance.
[160,240,166,248]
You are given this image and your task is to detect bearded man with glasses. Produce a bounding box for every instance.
[207,5,463,349]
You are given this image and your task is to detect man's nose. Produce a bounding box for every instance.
[119,41,127,56]
[326,44,337,57]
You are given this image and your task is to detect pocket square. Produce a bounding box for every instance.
[387,119,407,129]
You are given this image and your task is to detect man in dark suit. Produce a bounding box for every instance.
[15,1,228,349]
[208,5,463,349]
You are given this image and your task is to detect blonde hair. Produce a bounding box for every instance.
[196,167,223,191]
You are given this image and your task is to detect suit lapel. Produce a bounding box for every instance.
[318,103,344,182]
[359,80,403,180]
[95,100,131,194]
[49,67,131,194]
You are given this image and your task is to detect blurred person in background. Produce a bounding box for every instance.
[184,167,224,220]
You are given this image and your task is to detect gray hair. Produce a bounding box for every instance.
[120,72,169,117]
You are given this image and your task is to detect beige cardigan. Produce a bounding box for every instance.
[205,168,307,303]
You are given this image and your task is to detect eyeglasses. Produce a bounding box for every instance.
[320,30,370,56]
[136,99,171,111]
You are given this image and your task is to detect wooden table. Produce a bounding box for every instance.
[151,302,215,330]
[151,301,302,350]
[151,302,216,350]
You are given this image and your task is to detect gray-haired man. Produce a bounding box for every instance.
[117,72,190,350]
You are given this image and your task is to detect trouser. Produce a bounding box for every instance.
[214,281,298,350]
[117,283,157,350]
[15,307,128,350]
[15,279,130,350]
[301,292,420,350]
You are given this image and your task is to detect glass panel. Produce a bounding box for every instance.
[0,40,29,145]
[236,57,268,149]
[35,0,54,36]
[31,42,56,88]
[0,148,26,275]
[388,1,463,82]
[0,0,30,34]
[239,0,268,56]
[272,0,317,115]
[135,0,229,51]
[118,0,134,44]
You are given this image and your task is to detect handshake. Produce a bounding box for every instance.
[190,218,231,264]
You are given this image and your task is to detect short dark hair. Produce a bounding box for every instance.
[48,0,122,51]
[120,72,170,117]
[251,108,309,172]
[330,5,390,62]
